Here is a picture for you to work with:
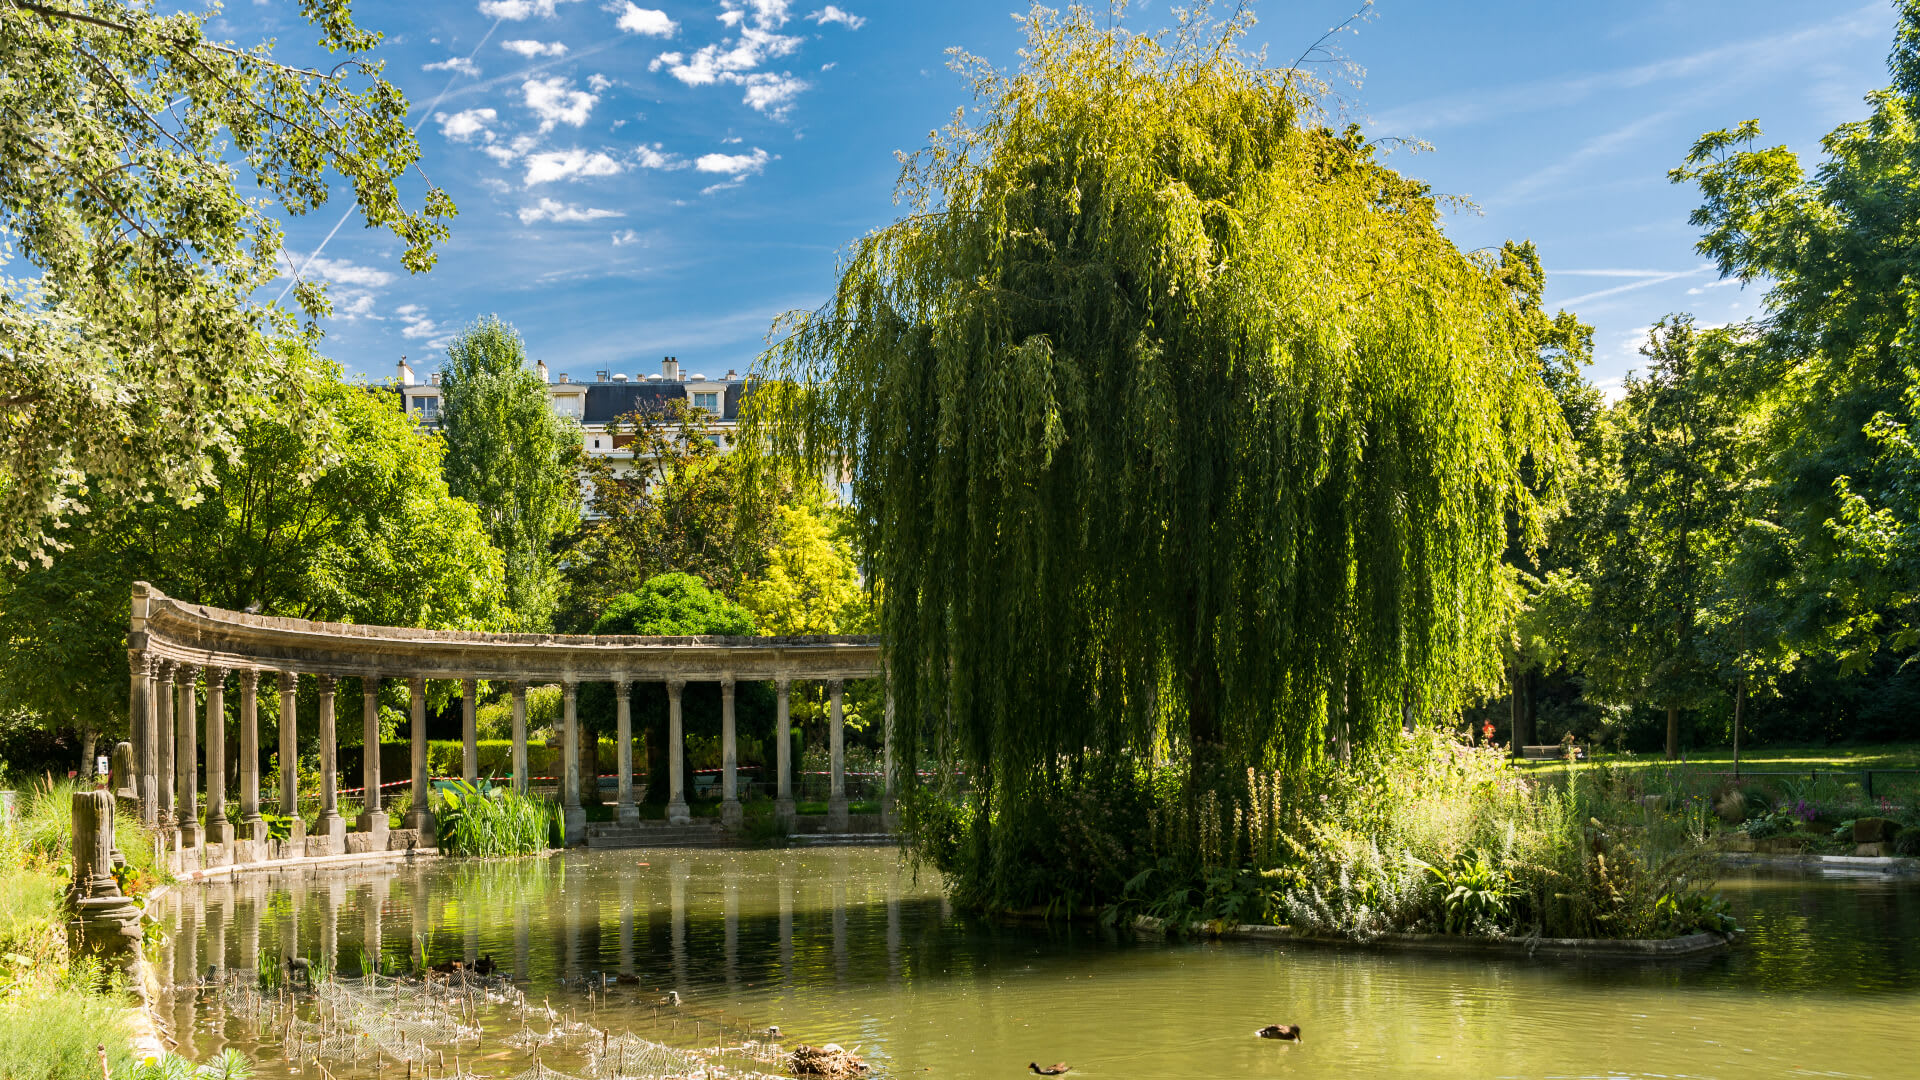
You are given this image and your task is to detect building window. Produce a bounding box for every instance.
[593,438,602,449]
[414,396,439,420]
[693,391,719,413]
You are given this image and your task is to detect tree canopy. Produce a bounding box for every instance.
[593,573,755,637]
[744,5,1568,801]
[739,499,867,636]
[438,317,582,632]
[0,354,504,739]
[0,0,451,566]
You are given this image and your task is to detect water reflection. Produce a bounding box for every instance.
[158,851,1920,1080]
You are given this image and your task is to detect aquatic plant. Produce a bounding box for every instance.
[432,779,560,856]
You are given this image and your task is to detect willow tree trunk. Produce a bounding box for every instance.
[1665,704,1679,760]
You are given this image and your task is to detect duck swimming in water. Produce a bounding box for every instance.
[1255,1024,1302,1042]
[1029,1064,1071,1076]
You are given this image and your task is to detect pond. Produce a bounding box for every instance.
[154,848,1920,1079]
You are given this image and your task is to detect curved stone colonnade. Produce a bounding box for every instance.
[126,583,885,867]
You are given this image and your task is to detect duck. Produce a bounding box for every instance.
[429,959,466,976]
[283,956,312,987]
[614,973,642,985]
[663,990,682,1006]
[766,1026,783,1040]
[1029,1064,1071,1076]
[1255,1024,1302,1042]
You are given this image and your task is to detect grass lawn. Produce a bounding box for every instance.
[1514,743,1920,774]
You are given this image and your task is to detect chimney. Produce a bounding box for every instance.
[537,360,550,383]
[725,368,737,380]
[558,372,570,383]
[430,371,442,386]
[662,356,681,382]
[398,356,415,385]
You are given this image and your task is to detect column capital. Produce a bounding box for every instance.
[238,669,260,691]
[127,649,153,678]
[667,677,687,696]
[562,678,580,699]
[775,674,792,690]
[613,678,631,701]
[315,673,337,692]
[280,670,300,691]
[408,673,425,692]
[363,673,384,689]
[174,661,200,682]
[828,677,845,692]
[204,664,229,683]
[156,657,175,680]
[720,674,736,695]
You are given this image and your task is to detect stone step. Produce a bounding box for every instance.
[582,823,739,849]
[791,833,898,847]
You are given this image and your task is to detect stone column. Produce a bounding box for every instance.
[129,652,156,826]
[175,663,201,848]
[666,679,690,825]
[720,675,742,828]
[407,675,432,835]
[358,675,387,842]
[314,674,344,848]
[156,661,175,829]
[882,685,897,829]
[461,678,478,784]
[828,678,848,831]
[510,681,529,795]
[204,667,231,861]
[239,671,265,856]
[775,677,795,826]
[614,679,637,823]
[278,671,305,849]
[561,679,585,841]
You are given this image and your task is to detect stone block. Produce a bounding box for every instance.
[1853,817,1900,843]
[1855,842,1892,857]
[345,832,376,855]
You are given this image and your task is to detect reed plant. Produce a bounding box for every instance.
[432,779,560,856]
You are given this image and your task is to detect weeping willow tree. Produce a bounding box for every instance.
[743,5,1568,823]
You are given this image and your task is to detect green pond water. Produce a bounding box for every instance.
[156,848,1920,1079]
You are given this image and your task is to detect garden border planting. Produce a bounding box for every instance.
[1130,916,1739,958]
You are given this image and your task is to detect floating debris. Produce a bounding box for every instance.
[789,1043,869,1077]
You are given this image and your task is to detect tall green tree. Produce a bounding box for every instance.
[0,0,452,566]
[739,498,868,636]
[1669,0,1920,672]
[558,398,784,630]
[743,3,1567,832]
[438,317,582,632]
[0,350,504,754]
[1547,317,1757,757]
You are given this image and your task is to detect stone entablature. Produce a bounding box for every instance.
[130,587,880,683]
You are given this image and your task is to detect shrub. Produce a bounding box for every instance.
[433,779,561,856]
[0,982,136,1080]
[1894,826,1920,857]
[8,777,164,896]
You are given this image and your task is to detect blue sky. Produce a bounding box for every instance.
[225,1,1897,398]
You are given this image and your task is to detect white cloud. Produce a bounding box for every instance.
[611,2,677,36]
[523,75,598,131]
[483,134,539,166]
[734,71,807,117]
[820,61,836,71]
[478,0,578,19]
[337,293,379,319]
[503,39,569,57]
[524,148,625,184]
[611,229,641,246]
[634,143,689,169]
[435,107,498,141]
[588,73,613,92]
[285,253,395,289]
[423,56,480,76]
[518,197,624,224]
[395,304,450,345]
[808,5,864,29]
[695,147,771,175]
[649,51,683,71]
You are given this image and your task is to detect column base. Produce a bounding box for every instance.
[617,801,640,825]
[827,796,849,833]
[315,812,345,854]
[245,817,270,862]
[406,808,435,839]
[667,799,691,826]
[208,820,235,866]
[720,799,743,829]
[881,795,899,832]
[775,798,797,828]
[178,822,203,849]
[356,811,390,839]
[562,804,587,845]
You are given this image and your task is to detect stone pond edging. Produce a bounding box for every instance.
[1715,851,1919,875]
[1128,916,1738,958]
